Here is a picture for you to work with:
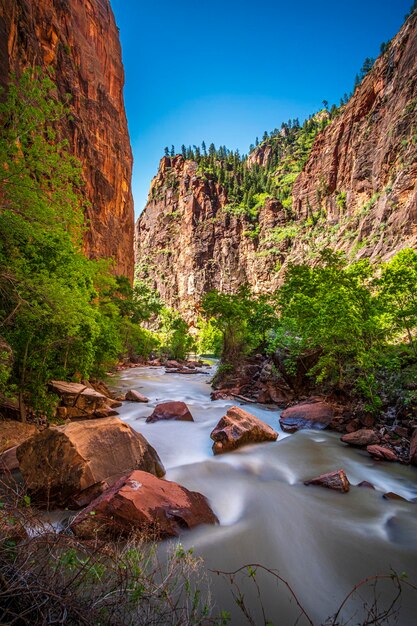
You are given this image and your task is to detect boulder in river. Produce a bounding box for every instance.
[125,389,149,403]
[279,399,333,432]
[341,429,380,447]
[304,469,350,493]
[71,469,218,539]
[16,417,165,507]
[366,445,398,462]
[210,405,278,455]
[146,401,194,423]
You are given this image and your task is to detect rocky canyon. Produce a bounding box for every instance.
[0,0,134,280]
[136,11,417,319]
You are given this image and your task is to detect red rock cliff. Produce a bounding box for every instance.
[136,156,285,321]
[292,12,417,260]
[136,13,417,317]
[0,0,134,280]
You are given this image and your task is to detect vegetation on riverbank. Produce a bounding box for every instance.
[201,249,417,418]
[0,70,193,420]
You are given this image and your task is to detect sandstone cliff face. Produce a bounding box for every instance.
[0,0,134,280]
[136,13,417,316]
[292,12,417,261]
[136,156,286,320]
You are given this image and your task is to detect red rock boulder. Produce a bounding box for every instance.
[304,470,350,493]
[49,380,117,420]
[146,401,194,423]
[71,470,218,539]
[125,389,149,403]
[341,429,380,447]
[16,417,165,507]
[367,445,398,462]
[210,406,278,455]
[279,399,333,432]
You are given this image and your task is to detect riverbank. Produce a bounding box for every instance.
[1,363,417,624]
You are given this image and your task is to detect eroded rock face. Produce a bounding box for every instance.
[71,470,218,539]
[304,470,350,493]
[16,417,165,507]
[279,400,334,432]
[292,13,417,262]
[210,405,278,455]
[146,401,194,423]
[136,156,285,322]
[0,0,134,280]
[136,15,417,319]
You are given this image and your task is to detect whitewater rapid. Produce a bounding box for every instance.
[115,364,417,624]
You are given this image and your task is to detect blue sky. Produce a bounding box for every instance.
[111,0,411,216]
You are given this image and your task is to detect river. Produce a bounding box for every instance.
[114,364,417,625]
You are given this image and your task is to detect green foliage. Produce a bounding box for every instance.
[0,69,163,416]
[201,287,278,363]
[275,250,382,392]
[377,249,417,354]
[196,317,223,356]
[158,308,195,360]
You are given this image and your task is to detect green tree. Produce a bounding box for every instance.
[158,308,195,360]
[377,249,417,355]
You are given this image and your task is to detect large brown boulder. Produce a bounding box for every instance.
[210,406,278,455]
[146,401,194,423]
[49,380,117,420]
[279,399,334,432]
[71,470,218,539]
[304,470,350,493]
[341,429,380,447]
[409,429,417,466]
[16,417,165,507]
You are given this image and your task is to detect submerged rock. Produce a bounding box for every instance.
[71,470,218,539]
[383,492,409,502]
[357,480,375,489]
[341,429,380,447]
[210,405,278,455]
[16,417,165,507]
[279,399,334,432]
[125,389,149,403]
[146,401,194,423]
[304,470,350,493]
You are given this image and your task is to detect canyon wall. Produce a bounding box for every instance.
[136,13,417,318]
[136,156,286,321]
[292,11,417,261]
[0,0,134,280]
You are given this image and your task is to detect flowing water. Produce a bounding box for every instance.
[114,365,417,625]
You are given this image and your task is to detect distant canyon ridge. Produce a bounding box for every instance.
[136,12,417,322]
